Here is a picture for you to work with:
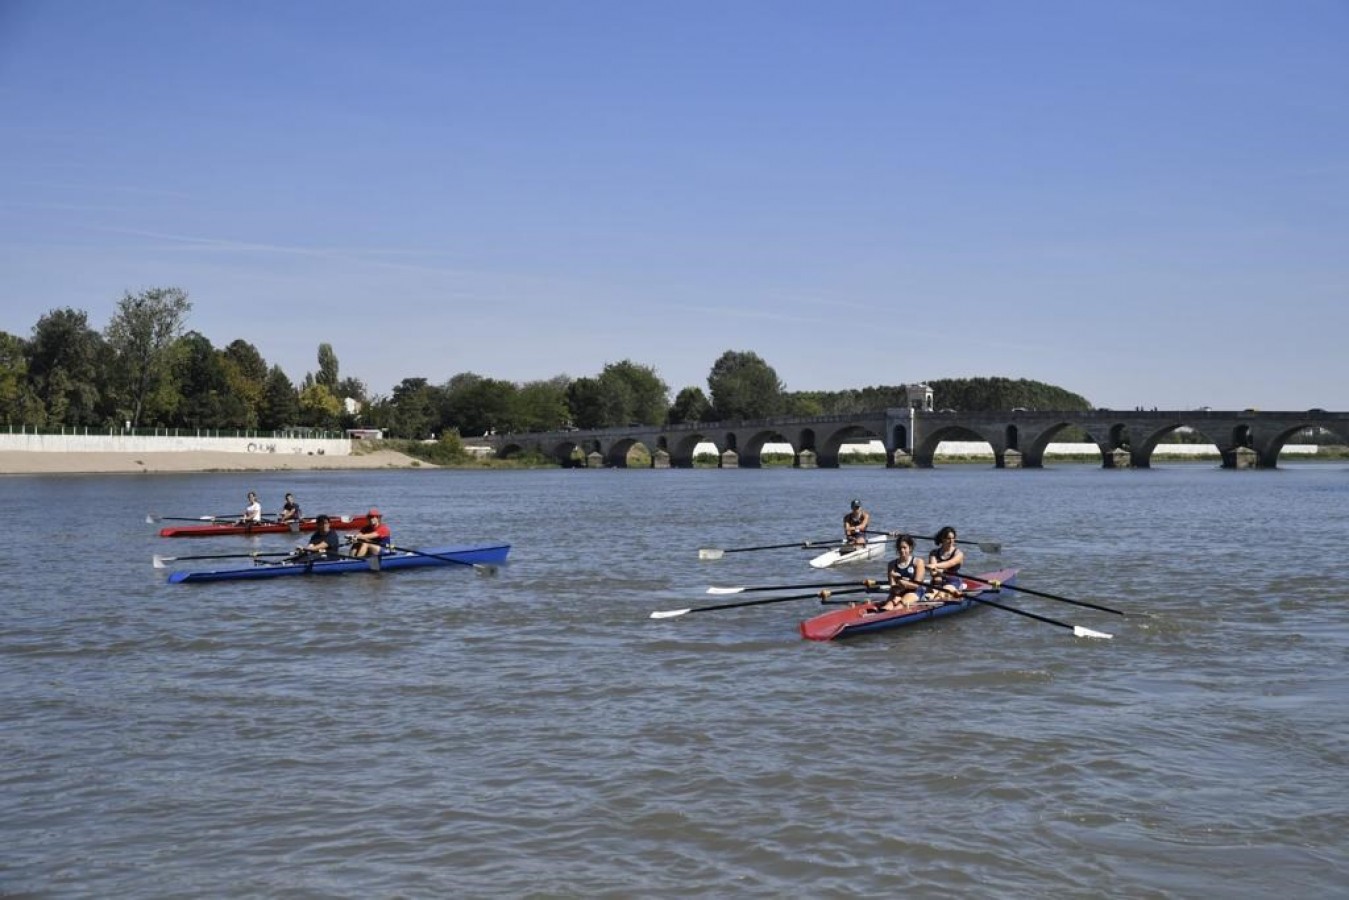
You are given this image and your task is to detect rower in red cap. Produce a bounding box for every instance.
[349,508,392,558]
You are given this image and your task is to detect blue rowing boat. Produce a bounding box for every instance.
[166,543,511,584]
[798,568,1018,640]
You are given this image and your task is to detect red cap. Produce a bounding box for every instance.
[367,508,382,518]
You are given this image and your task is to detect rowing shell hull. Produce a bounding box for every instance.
[798,568,1019,641]
[808,536,890,569]
[159,515,370,538]
[166,543,510,583]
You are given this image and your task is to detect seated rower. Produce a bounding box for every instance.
[293,514,340,560]
[348,508,391,558]
[843,499,870,547]
[278,493,301,524]
[874,533,927,612]
[927,525,967,599]
[237,491,263,526]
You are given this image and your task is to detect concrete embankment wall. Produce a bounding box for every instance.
[0,433,352,457]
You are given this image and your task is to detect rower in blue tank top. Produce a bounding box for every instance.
[876,533,928,611]
[927,525,967,599]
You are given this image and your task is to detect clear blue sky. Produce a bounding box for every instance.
[3,1,1346,411]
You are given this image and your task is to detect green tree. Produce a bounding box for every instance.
[0,331,43,425]
[220,339,269,429]
[171,332,230,428]
[668,386,711,424]
[566,376,606,429]
[598,360,669,425]
[707,350,784,420]
[316,343,340,389]
[440,373,517,435]
[259,365,299,430]
[925,377,1090,411]
[103,287,192,428]
[389,377,436,439]
[28,308,105,426]
[297,382,342,428]
[511,378,571,432]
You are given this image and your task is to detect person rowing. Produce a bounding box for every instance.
[278,492,301,524]
[348,508,391,559]
[874,533,928,612]
[237,491,263,526]
[843,499,870,547]
[927,525,967,599]
[292,514,340,561]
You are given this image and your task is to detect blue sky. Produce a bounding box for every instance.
[2,1,1346,411]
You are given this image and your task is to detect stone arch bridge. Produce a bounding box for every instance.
[483,408,1346,470]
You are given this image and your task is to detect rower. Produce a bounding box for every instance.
[277,493,301,524]
[349,508,391,558]
[293,514,340,560]
[237,491,263,526]
[927,526,967,599]
[843,499,870,547]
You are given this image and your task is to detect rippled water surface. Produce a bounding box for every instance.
[3,464,1347,897]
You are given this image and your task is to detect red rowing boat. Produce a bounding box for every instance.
[798,568,1018,641]
[158,515,371,538]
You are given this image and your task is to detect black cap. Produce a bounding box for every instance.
[851,499,861,509]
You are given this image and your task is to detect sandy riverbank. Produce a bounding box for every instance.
[0,449,435,475]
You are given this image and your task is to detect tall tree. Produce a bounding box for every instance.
[171,332,230,428]
[259,365,299,430]
[512,377,571,432]
[566,377,606,429]
[707,350,784,421]
[220,339,269,429]
[316,343,340,389]
[668,386,711,424]
[439,373,516,435]
[389,377,436,439]
[0,331,43,426]
[598,360,669,425]
[103,287,192,428]
[28,308,105,426]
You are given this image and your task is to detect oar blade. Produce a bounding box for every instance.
[650,608,691,619]
[698,548,725,560]
[1073,625,1113,640]
[979,541,1002,554]
[152,554,171,569]
[472,563,498,577]
[146,513,159,524]
[706,586,746,595]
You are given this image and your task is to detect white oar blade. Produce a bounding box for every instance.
[706,586,745,595]
[473,564,498,577]
[697,548,724,560]
[1073,626,1113,640]
[152,554,171,569]
[145,513,159,524]
[649,608,691,619]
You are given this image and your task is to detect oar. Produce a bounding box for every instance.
[698,538,839,560]
[386,543,499,576]
[707,578,882,595]
[147,513,239,524]
[650,585,878,619]
[957,574,1131,617]
[965,593,1112,639]
[870,530,1001,554]
[152,550,294,569]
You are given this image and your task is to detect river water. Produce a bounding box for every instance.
[3,464,1346,898]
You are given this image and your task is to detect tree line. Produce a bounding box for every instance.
[0,287,1091,439]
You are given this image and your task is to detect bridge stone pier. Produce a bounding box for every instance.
[486,408,1345,470]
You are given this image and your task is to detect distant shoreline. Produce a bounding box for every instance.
[0,449,434,476]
